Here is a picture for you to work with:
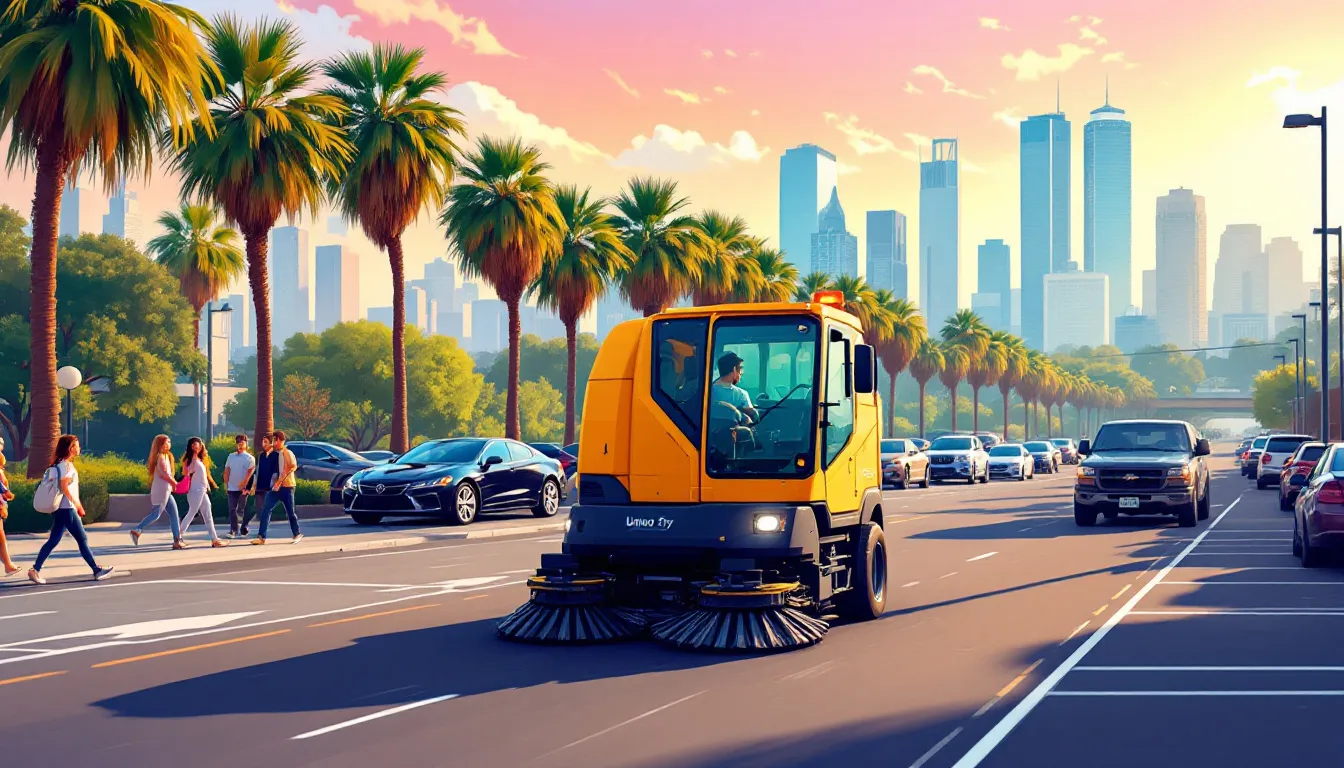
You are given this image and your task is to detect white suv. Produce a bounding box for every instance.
[1257,434,1314,489]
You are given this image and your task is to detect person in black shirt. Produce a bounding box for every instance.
[241,435,278,537]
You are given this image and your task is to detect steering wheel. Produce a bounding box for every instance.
[755,383,811,425]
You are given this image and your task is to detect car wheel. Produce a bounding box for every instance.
[1301,520,1324,568]
[1280,490,1292,512]
[838,522,887,621]
[532,478,561,518]
[1197,485,1211,521]
[1074,503,1098,527]
[920,469,931,489]
[448,482,479,526]
[1176,500,1198,528]
[1018,467,1027,481]
[1293,517,1304,558]
[1256,476,1269,491]
[895,465,909,490]
[351,513,383,525]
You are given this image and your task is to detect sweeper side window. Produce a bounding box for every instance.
[705,316,819,479]
[652,317,710,445]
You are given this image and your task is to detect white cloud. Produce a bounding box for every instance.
[1002,44,1094,81]
[724,49,738,57]
[604,69,639,98]
[1078,27,1107,45]
[750,109,761,117]
[445,82,607,161]
[181,0,371,59]
[980,17,1010,31]
[713,85,731,95]
[904,81,923,95]
[611,125,767,172]
[701,49,714,59]
[665,88,703,105]
[1101,51,1138,69]
[837,161,862,176]
[1247,66,1301,89]
[1068,14,1103,24]
[993,107,1023,129]
[1248,67,1344,117]
[912,64,984,99]
[352,0,516,56]
[823,113,917,162]
[748,51,761,58]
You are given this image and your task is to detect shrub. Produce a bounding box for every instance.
[4,476,109,534]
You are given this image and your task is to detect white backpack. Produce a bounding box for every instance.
[31,464,63,514]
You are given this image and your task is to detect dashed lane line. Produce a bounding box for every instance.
[307,604,440,629]
[542,691,706,756]
[967,552,998,562]
[1110,585,1131,601]
[909,727,963,768]
[292,694,461,740]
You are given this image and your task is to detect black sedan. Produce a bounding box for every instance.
[529,442,577,478]
[342,438,566,526]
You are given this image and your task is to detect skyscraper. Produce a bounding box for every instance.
[920,138,959,324]
[58,182,102,239]
[415,257,459,314]
[810,188,858,278]
[977,239,1012,330]
[405,285,428,332]
[1155,188,1208,349]
[102,178,142,246]
[327,215,349,237]
[1083,86,1132,328]
[226,292,250,359]
[1267,236,1307,317]
[865,210,907,298]
[1114,311,1161,353]
[1044,262,1109,351]
[1020,107,1071,350]
[269,226,312,344]
[779,144,838,273]
[1211,224,1266,350]
[314,244,360,333]
[471,300,508,352]
[1142,269,1157,316]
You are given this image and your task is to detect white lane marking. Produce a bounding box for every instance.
[546,691,705,755]
[0,611,55,622]
[1076,666,1344,672]
[1159,581,1344,586]
[948,494,1242,768]
[0,612,263,649]
[292,694,460,739]
[967,552,998,562]
[901,581,920,588]
[780,660,836,682]
[940,572,959,579]
[909,727,963,768]
[166,579,427,589]
[1131,610,1344,616]
[1049,690,1344,697]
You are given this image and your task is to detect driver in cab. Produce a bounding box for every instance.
[711,352,758,458]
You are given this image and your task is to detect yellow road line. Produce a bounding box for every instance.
[464,595,488,601]
[996,659,1043,698]
[1112,584,1132,601]
[307,603,439,628]
[0,670,65,686]
[92,630,291,669]
[1093,604,1110,616]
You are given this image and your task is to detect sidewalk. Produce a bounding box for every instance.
[4,510,568,582]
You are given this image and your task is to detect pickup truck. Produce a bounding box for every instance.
[1073,419,1212,528]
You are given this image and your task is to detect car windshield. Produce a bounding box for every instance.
[396,439,486,465]
[1025,442,1052,452]
[989,446,1023,457]
[1298,445,1327,462]
[930,437,974,451]
[1252,436,1268,449]
[1050,439,1072,447]
[1091,424,1192,453]
[324,444,367,463]
[1266,436,1310,453]
[881,440,904,453]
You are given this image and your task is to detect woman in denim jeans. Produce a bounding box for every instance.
[129,434,182,548]
[28,435,114,585]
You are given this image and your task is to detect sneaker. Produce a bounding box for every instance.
[291,533,304,544]
[225,532,237,540]
[241,527,249,536]
[93,566,115,581]
[129,529,141,546]
[27,569,44,585]
[251,537,266,545]
[211,540,228,548]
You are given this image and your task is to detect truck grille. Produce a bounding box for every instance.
[1097,469,1166,492]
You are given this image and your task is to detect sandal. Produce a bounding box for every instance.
[211,540,228,548]
[172,540,186,550]
[4,566,20,577]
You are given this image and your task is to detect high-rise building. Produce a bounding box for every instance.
[269,226,312,344]
[314,244,359,333]
[920,138,960,324]
[470,299,508,352]
[405,285,428,332]
[971,293,1004,329]
[457,281,480,308]
[1044,262,1109,351]
[367,306,393,328]
[1155,188,1208,349]
[521,304,565,340]
[102,178,142,246]
[1142,269,1157,316]
[226,292,250,359]
[1212,224,1266,320]
[1010,289,1022,337]
[415,257,459,314]
[779,144,838,273]
[977,239,1012,331]
[58,182,102,239]
[1020,108,1071,350]
[438,310,466,341]
[327,215,348,237]
[1267,236,1307,317]
[865,210,907,298]
[810,188,859,278]
[1083,87,1132,329]
[1222,313,1269,344]
[1114,311,1161,353]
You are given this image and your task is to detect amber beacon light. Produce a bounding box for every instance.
[812,290,843,306]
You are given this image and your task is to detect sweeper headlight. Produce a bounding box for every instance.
[753,513,783,533]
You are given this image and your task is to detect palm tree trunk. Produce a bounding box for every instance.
[193,310,203,437]
[948,383,958,433]
[25,139,70,477]
[506,299,522,439]
[388,238,409,453]
[246,231,274,448]
[917,381,926,438]
[972,386,980,433]
[887,368,897,437]
[564,319,578,445]
[1002,388,1011,441]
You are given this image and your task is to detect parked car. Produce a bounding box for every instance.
[1281,441,1327,511]
[1050,438,1079,465]
[926,434,989,484]
[342,437,566,526]
[1294,443,1344,566]
[360,450,396,463]
[562,443,579,461]
[1241,435,1269,477]
[975,432,1001,449]
[288,441,379,503]
[881,438,930,489]
[1024,441,1061,474]
[987,444,1034,481]
[1256,434,1314,490]
[910,438,930,452]
[1234,438,1252,457]
[1074,419,1212,528]
[529,442,577,478]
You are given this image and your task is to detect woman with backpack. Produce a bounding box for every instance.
[129,434,183,549]
[29,434,114,585]
[176,437,226,548]
[0,436,22,576]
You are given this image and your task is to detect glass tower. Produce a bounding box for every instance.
[919,138,959,325]
[1020,109,1071,350]
[1084,87,1132,328]
[778,144,838,274]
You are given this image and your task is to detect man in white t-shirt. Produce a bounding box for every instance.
[223,434,256,539]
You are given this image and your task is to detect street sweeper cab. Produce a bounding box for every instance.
[498,292,888,652]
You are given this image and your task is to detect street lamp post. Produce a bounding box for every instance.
[205,302,233,442]
[1287,337,1304,434]
[1312,300,1326,438]
[1314,226,1343,433]
[1285,107,1329,440]
[56,365,81,436]
[1295,312,1310,436]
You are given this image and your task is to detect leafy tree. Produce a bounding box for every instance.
[518,379,565,443]
[330,400,391,451]
[690,211,754,305]
[612,177,707,316]
[1130,344,1204,396]
[1253,365,1313,430]
[277,374,333,439]
[468,384,505,438]
[794,272,833,302]
[484,333,600,420]
[747,244,798,303]
[908,340,944,439]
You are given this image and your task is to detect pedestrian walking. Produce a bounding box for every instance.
[129,434,183,549]
[254,430,302,545]
[239,434,275,537]
[223,434,255,539]
[0,437,22,576]
[28,435,114,585]
[177,437,226,548]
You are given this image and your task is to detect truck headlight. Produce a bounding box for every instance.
[753,513,783,533]
[1166,465,1192,483]
[1077,467,1096,477]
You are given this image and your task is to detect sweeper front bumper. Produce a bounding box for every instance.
[561,501,821,565]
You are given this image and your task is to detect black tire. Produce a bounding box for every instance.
[1018,468,1027,481]
[351,513,383,525]
[1074,503,1098,527]
[532,478,561,518]
[1256,476,1268,491]
[1301,520,1324,568]
[448,482,479,526]
[839,522,887,621]
[920,469,930,489]
[1293,517,1304,558]
[896,465,909,491]
[1197,485,1211,521]
[1176,500,1198,528]
[1280,490,1292,512]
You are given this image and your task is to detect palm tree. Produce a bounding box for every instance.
[996,334,1028,440]
[321,43,465,452]
[794,272,834,302]
[171,16,352,447]
[611,177,706,316]
[938,342,971,433]
[441,137,562,439]
[938,310,990,434]
[147,204,245,343]
[876,295,925,436]
[908,339,944,439]
[1017,351,1047,438]
[831,276,891,346]
[746,244,798,303]
[690,211,752,305]
[532,185,632,444]
[966,334,1007,435]
[0,0,215,475]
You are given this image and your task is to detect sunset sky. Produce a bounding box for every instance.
[4,0,1344,318]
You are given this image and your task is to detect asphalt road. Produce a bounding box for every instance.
[0,450,1327,767]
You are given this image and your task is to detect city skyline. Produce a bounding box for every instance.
[1083,86,1133,324]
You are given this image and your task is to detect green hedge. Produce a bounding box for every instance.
[3,476,109,534]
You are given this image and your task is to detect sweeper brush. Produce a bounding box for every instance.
[497,575,646,644]
[651,576,828,653]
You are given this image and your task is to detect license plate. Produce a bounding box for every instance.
[1119,497,1140,509]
